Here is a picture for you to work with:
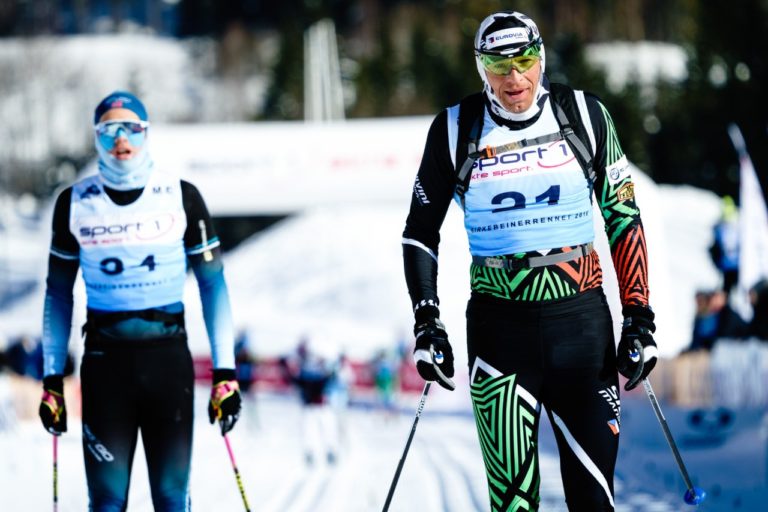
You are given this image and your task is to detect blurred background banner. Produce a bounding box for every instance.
[727,123,768,320]
[0,1,767,511]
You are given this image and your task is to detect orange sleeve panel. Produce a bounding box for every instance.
[610,223,649,307]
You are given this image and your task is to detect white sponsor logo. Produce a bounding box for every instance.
[485,28,528,50]
[414,176,430,205]
[83,424,115,463]
[76,211,183,247]
[599,385,621,424]
[606,155,630,184]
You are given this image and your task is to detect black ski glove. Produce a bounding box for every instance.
[617,305,658,391]
[208,369,242,435]
[413,316,455,391]
[39,375,67,435]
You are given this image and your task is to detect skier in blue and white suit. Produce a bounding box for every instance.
[38,91,242,511]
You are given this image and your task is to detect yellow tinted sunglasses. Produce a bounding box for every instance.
[479,54,540,75]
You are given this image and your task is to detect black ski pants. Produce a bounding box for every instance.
[80,333,194,512]
[467,288,620,511]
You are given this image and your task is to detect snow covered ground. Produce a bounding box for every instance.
[0,385,764,511]
[1,115,764,511]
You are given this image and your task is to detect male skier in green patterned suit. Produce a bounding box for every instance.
[402,11,657,511]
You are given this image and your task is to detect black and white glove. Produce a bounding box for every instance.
[617,305,658,391]
[413,317,455,391]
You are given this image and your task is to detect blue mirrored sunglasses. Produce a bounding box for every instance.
[94,120,149,150]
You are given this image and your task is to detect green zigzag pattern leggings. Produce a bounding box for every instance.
[471,374,541,511]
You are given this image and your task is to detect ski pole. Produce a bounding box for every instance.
[223,434,251,512]
[53,435,58,512]
[382,381,431,512]
[642,379,705,505]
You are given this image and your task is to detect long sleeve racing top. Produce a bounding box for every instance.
[403,90,650,319]
[43,176,235,375]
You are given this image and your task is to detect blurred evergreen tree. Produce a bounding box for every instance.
[651,0,767,199]
[347,12,398,117]
[260,21,305,120]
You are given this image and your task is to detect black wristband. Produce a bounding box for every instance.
[414,304,440,325]
[622,305,656,332]
[43,374,64,393]
[212,368,236,383]
[622,305,654,321]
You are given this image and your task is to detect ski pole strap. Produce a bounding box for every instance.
[211,380,240,417]
[472,242,593,270]
[41,389,65,423]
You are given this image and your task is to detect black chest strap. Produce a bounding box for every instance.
[455,93,484,202]
[454,84,596,202]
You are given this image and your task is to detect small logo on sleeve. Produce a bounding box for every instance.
[413,176,430,205]
[617,183,635,201]
[606,155,630,185]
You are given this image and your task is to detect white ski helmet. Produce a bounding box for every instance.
[474,11,548,122]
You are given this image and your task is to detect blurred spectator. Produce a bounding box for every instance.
[234,328,259,428]
[327,352,354,449]
[235,329,256,393]
[0,371,14,431]
[327,352,353,410]
[709,195,740,294]
[279,339,338,466]
[395,330,410,361]
[371,348,399,418]
[4,335,44,381]
[690,289,749,350]
[0,337,73,424]
[748,279,768,341]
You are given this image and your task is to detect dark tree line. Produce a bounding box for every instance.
[191,0,765,200]
[0,0,765,199]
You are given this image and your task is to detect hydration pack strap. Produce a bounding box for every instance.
[549,84,595,186]
[455,85,595,203]
[472,242,594,270]
[456,115,483,201]
[454,93,486,204]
